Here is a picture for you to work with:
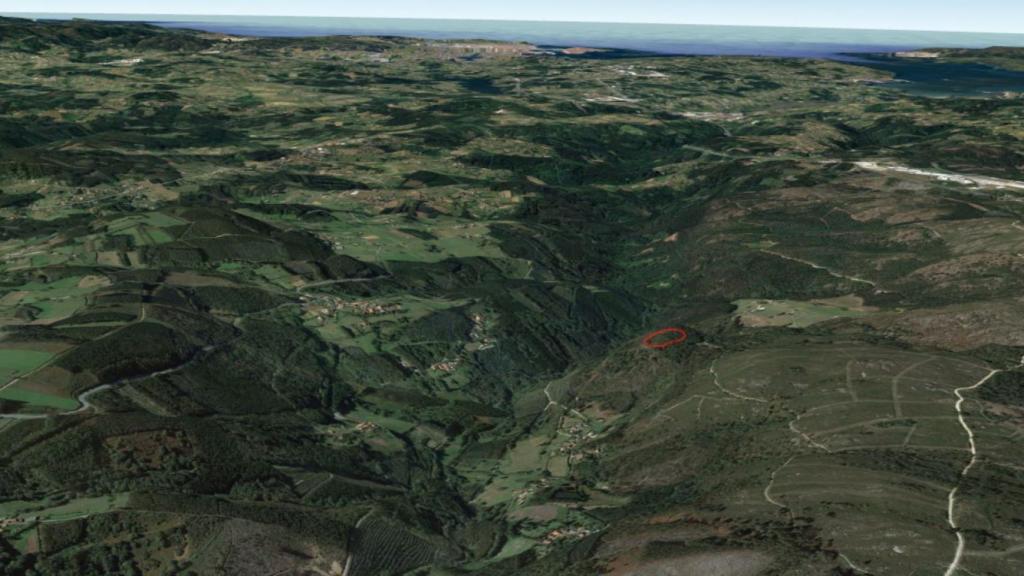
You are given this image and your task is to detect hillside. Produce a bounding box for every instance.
[1,16,1024,576]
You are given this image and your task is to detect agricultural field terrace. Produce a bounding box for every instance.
[1,15,1024,576]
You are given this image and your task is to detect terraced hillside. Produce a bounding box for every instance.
[2,15,1024,576]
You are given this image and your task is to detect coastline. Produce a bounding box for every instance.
[6,13,1024,59]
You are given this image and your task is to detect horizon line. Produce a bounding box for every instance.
[4,11,1024,37]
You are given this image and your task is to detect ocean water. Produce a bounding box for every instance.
[8,13,1024,59]
[849,55,1024,97]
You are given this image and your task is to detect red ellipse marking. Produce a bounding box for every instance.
[642,327,689,350]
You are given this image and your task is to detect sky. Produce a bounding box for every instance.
[2,0,1023,34]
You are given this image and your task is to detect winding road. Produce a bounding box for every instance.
[0,298,305,420]
[943,354,1024,576]
[0,343,219,421]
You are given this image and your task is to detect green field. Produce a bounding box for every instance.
[0,487,130,553]
[0,350,54,383]
[0,386,78,411]
[1,494,131,552]
[0,494,130,524]
[0,276,109,324]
